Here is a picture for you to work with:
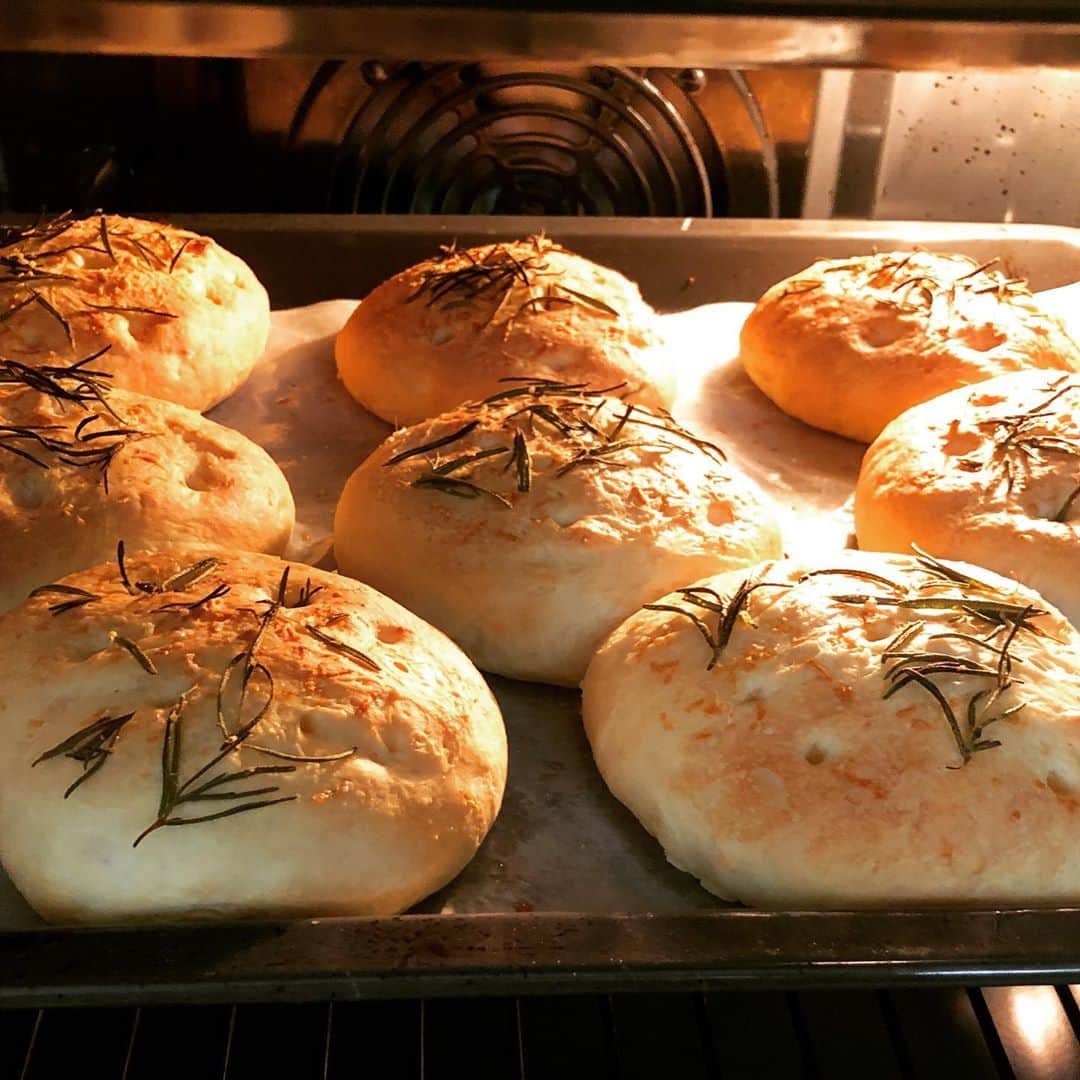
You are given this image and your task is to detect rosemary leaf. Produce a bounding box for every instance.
[245,743,357,764]
[305,624,380,672]
[99,216,116,264]
[109,631,158,675]
[154,582,231,613]
[169,237,193,274]
[432,446,511,476]
[153,796,297,830]
[511,429,531,492]
[800,567,905,593]
[80,303,177,320]
[413,473,512,507]
[884,670,970,765]
[31,291,74,347]
[385,421,479,466]
[28,583,101,615]
[160,557,221,593]
[32,711,135,799]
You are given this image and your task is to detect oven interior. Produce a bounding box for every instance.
[2,0,1080,1075]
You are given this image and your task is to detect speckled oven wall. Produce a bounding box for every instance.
[805,70,1080,226]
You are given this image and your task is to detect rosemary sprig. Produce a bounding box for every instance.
[116,542,222,598]
[813,553,1045,767]
[910,545,998,593]
[555,439,676,477]
[28,583,101,615]
[114,231,166,270]
[878,603,1033,766]
[388,380,730,509]
[405,237,619,330]
[0,213,74,252]
[0,347,117,412]
[0,415,138,493]
[133,694,296,847]
[33,711,135,799]
[134,569,357,846]
[974,376,1079,495]
[644,576,790,669]
[810,251,1032,329]
[778,279,823,299]
[0,212,182,342]
[288,578,324,608]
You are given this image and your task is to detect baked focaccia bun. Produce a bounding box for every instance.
[0,213,270,411]
[0,355,294,612]
[334,236,672,426]
[856,372,1080,627]
[334,379,782,686]
[740,251,1080,443]
[582,550,1080,908]
[0,549,507,924]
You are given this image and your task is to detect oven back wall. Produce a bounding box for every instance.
[0,54,815,218]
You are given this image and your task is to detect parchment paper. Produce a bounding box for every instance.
[215,286,1079,569]
[207,301,858,564]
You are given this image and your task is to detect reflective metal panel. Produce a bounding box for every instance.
[1,1,1079,70]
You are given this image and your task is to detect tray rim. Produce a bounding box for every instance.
[4,908,1080,1006]
[165,212,1080,245]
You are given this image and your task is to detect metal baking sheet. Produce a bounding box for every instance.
[3,215,1080,1005]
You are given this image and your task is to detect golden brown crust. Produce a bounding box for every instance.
[334,236,673,426]
[739,251,1080,443]
[0,549,507,924]
[333,382,782,686]
[582,551,1080,908]
[855,371,1080,627]
[0,214,270,411]
[0,382,295,612]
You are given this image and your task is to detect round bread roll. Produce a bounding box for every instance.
[334,379,783,686]
[0,548,507,924]
[856,371,1080,627]
[0,361,294,612]
[583,551,1080,908]
[740,251,1080,442]
[334,236,672,426]
[0,213,270,411]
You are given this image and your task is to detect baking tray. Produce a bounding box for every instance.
[3,215,1080,1007]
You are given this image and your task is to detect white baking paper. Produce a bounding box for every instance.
[208,301,391,566]
[212,300,866,566]
[211,286,1080,567]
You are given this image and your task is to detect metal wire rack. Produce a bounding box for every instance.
[6,986,1080,1079]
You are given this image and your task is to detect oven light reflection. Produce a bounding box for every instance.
[1007,985,1062,1057]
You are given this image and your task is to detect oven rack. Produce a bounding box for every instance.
[7,985,1080,1079]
